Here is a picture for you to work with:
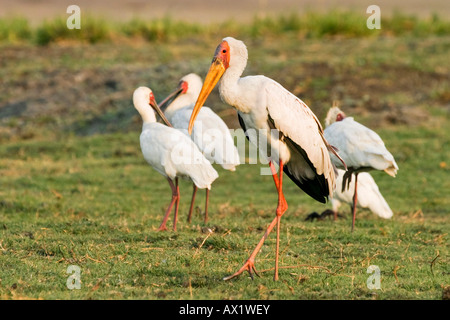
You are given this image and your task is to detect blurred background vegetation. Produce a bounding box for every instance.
[0,11,449,45]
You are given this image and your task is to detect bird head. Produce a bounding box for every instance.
[325,106,347,127]
[133,86,172,126]
[158,73,203,110]
[188,37,247,134]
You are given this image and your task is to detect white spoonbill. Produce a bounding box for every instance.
[160,73,240,224]
[323,106,398,231]
[330,168,393,220]
[187,37,345,281]
[132,86,218,231]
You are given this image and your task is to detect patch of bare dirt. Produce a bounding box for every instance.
[274,60,448,128]
[0,43,448,141]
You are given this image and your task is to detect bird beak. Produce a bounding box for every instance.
[150,97,173,127]
[188,58,226,134]
[158,86,183,111]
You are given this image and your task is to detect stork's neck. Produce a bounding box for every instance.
[165,94,195,119]
[219,61,247,112]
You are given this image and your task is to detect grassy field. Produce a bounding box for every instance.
[0,13,449,300]
[1,11,449,45]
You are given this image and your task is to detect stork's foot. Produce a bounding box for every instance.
[223,258,260,281]
[193,207,214,224]
[157,225,168,232]
[203,210,214,224]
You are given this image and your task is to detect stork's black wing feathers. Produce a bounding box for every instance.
[282,149,329,204]
[238,112,329,204]
[267,115,330,204]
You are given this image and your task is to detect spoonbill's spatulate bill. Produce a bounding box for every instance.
[188,37,345,281]
[132,86,218,231]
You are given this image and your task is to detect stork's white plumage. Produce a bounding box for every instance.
[324,106,398,230]
[160,73,240,223]
[165,73,240,171]
[331,168,393,219]
[324,107,398,176]
[133,86,218,231]
[187,37,342,281]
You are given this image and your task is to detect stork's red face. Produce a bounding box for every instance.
[157,80,188,110]
[336,113,346,122]
[188,40,230,134]
[179,80,189,94]
[213,40,230,69]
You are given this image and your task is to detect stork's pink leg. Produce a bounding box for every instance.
[158,177,178,231]
[269,161,287,206]
[204,189,210,223]
[172,178,180,231]
[351,173,359,232]
[187,184,197,223]
[274,160,287,281]
[223,161,288,281]
[223,217,277,280]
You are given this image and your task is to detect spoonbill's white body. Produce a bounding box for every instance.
[133,86,218,231]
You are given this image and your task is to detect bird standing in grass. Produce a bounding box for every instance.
[187,37,345,281]
[159,73,240,224]
[323,106,398,231]
[132,86,218,231]
[330,168,393,220]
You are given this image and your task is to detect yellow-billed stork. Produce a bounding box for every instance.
[187,37,345,281]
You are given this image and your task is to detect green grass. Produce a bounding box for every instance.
[0,11,449,45]
[0,16,31,42]
[0,16,449,299]
[384,11,450,37]
[0,124,448,299]
[35,15,111,45]
[249,11,375,38]
[121,17,204,42]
